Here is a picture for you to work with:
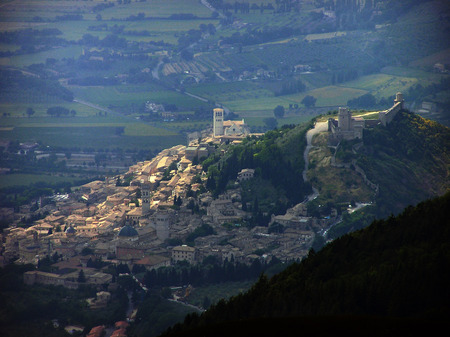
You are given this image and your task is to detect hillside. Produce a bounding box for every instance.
[203,120,314,220]
[202,109,449,236]
[304,110,450,238]
[160,191,450,337]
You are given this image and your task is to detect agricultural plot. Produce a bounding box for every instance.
[304,31,347,41]
[69,85,208,111]
[0,124,183,151]
[0,45,83,67]
[162,60,209,76]
[221,85,367,114]
[0,102,101,118]
[340,74,418,99]
[0,173,81,189]
[187,81,272,103]
[0,0,98,21]
[99,0,212,20]
[381,66,448,84]
[37,19,218,44]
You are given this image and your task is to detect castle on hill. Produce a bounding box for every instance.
[328,92,404,144]
[213,108,250,139]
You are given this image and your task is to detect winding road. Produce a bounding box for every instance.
[302,121,328,201]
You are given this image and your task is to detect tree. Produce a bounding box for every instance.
[263,117,278,130]
[77,269,86,283]
[273,105,285,118]
[301,95,317,108]
[203,296,211,309]
[180,49,193,61]
[115,126,125,136]
[26,107,35,117]
[347,93,377,109]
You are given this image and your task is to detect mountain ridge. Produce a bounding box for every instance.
[160,190,450,336]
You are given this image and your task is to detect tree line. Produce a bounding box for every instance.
[142,255,287,289]
[161,191,450,336]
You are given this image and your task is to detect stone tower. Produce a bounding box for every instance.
[394,92,404,109]
[213,108,224,137]
[141,183,150,215]
[338,107,351,131]
[154,211,170,241]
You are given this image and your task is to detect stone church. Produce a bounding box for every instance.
[213,108,250,138]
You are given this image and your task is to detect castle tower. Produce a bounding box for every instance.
[338,107,351,131]
[394,92,404,109]
[213,108,224,137]
[141,183,150,215]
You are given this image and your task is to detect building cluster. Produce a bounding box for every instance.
[0,108,342,290]
[328,92,404,144]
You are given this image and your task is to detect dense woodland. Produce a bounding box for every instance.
[160,191,450,336]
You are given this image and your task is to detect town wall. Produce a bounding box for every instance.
[379,101,403,126]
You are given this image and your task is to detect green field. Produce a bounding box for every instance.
[221,86,367,113]
[0,45,83,67]
[33,19,219,44]
[187,81,273,103]
[339,74,417,99]
[0,124,184,150]
[0,173,81,188]
[99,0,212,20]
[0,102,101,118]
[70,85,209,111]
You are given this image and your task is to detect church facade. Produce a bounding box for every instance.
[213,108,250,138]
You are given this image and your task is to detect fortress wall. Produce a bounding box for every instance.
[379,101,402,126]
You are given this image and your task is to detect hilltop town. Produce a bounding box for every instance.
[0,93,414,293]
[0,110,330,288]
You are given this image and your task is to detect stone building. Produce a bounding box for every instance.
[328,92,405,144]
[328,107,365,144]
[213,108,249,138]
[237,168,255,182]
[172,245,196,264]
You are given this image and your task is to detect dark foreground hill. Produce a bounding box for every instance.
[160,192,450,337]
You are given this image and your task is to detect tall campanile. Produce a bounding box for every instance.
[213,108,224,137]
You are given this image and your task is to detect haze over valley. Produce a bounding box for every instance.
[0,1,449,336]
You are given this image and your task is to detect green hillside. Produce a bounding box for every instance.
[326,111,449,238]
[203,109,449,233]
[160,191,450,336]
[203,121,313,220]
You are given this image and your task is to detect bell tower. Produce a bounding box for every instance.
[213,108,224,137]
[141,183,150,215]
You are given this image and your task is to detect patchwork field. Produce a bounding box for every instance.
[69,85,209,111]
[0,173,82,188]
[0,45,83,67]
[221,85,367,113]
[340,74,417,99]
[0,123,183,151]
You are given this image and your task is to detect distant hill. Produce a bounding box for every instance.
[160,191,450,336]
[327,110,450,238]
